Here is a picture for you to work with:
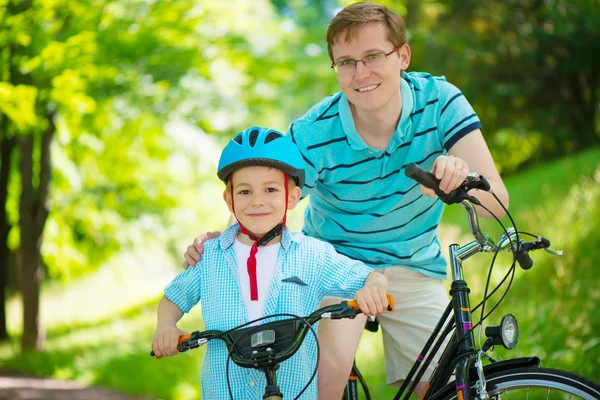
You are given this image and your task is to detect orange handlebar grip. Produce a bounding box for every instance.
[347,299,360,311]
[152,333,192,359]
[347,294,395,312]
[178,333,191,345]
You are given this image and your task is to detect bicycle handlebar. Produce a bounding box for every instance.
[150,294,394,362]
[404,163,561,269]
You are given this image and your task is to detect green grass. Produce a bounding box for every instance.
[1,148,599,400]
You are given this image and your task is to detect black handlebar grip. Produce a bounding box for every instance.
[478,175,492,191]
[516,251,534,270]
[405,163,440,190]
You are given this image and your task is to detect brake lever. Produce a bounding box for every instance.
[179,337,209,352]
[322,303,360,320]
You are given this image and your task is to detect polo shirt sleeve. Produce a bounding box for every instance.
[164,260,204,313]
[287,120,319,199]
[436,80,482,152]
[318,241,373,298]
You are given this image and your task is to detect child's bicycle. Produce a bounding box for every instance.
[341,163,600,400]
[151,295,395,400]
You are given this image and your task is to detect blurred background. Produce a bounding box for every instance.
[0,0,598,398]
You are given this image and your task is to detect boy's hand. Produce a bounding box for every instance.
[355,282,389,317]
[152,325,189,357]
[183,231,221,270]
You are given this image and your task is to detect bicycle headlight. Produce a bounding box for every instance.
[485,314,519,350]
[500,314,519,349]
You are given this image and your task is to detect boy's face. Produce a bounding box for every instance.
[331,22,410,115]
[223,166,301,237]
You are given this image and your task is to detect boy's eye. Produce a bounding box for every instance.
[238,190,250,195]
[340,59,355,66]
[266,187,278,193]
[367,53,380,60]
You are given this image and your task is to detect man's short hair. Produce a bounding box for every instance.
[326,2,407,62]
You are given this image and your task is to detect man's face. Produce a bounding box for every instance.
[224,166,294,237]
[331,22,410,115]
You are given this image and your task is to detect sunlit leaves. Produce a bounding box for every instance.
[0,83,38,130]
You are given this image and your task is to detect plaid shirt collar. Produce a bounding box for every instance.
[218,223,296,251]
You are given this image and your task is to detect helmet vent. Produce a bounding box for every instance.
[264,131,282,144]
[233,134,243,144]
[248,129,259,147]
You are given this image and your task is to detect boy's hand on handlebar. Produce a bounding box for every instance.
[183,231,221,270]
[152,325,189,358]
[422,155,469,197]
[355,282,389,317]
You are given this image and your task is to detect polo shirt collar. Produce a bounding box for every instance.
[338,77,414,150]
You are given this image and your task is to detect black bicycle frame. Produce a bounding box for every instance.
[392,205,489,400]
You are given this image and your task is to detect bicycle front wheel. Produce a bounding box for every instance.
[433,367,600,400]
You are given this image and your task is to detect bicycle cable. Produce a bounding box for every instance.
[224,313,320,400]
[453,193,521,349]
[475,198,519,348]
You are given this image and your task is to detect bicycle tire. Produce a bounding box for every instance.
[430,367,600,400]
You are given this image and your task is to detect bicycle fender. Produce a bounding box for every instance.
[480,356,540,375]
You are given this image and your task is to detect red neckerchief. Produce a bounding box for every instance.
[230,174,289,301]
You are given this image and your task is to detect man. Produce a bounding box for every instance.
[184,3,508,399]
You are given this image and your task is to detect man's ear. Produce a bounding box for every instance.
[223,189,234,213]
[287,186,302,210]
[398,43,411,71]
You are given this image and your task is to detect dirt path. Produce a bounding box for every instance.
[0,369,155,400]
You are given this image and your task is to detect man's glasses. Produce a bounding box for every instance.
[331,46,401,75]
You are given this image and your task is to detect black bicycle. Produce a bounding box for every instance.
[341,163,600,400]
[150,295,395,400]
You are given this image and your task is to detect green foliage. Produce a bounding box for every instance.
[416,0,600,166]
[0,83,37,130]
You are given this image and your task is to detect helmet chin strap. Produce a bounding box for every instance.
[230,174,289,301]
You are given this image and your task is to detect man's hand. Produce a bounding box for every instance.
[183,231,221,269]
[152,325,188,358]
[355,272,389,316]
[421,155,469,198]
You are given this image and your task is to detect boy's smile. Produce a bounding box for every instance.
[224,166,301,245]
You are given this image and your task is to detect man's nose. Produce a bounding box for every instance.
[354,61,371,80]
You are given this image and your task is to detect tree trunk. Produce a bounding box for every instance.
[0,132,16,342]
[17,112,54,350]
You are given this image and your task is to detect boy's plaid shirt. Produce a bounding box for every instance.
[165,224,373,399]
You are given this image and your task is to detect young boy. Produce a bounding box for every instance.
[152,126,389,399]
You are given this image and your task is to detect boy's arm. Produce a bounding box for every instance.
[355,272,389,317]
[152,295,188,358]
[318,241,388,316]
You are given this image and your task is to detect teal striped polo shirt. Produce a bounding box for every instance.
[287,72,481,279]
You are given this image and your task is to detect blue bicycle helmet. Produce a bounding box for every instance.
[217,126,305,188]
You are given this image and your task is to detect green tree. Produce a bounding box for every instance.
[0,0,206,350]
[412,0,600,170]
